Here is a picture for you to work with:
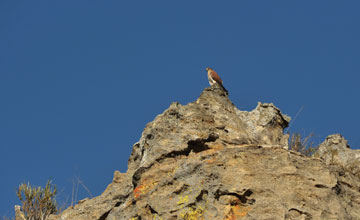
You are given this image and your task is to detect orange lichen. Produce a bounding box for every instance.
[133,180,158,199]
[224,205,251,220]
[232,205,251,218]
[133,185,145,199]
[205,159,216,163]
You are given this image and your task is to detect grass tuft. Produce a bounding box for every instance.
[289,133,318,156]
[16,179,58,220]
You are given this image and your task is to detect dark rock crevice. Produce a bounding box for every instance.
[132,165,153,188]
[314,184,328,189]
[146,205,158,214]
[195,190,208,202]
[215,189,255,205]
[157,133,218,161]
[332,182,342,195]
[98,209,111,220]
[285,208,312,220]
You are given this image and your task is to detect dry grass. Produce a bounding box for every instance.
[289,133,318,156]
[16,180,58,220]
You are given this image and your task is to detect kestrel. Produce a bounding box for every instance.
[206,67,228,94]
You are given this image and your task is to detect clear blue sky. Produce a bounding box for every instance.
[1,1,359,217]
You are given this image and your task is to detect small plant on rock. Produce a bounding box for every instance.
[289,133,318,156]
[16,180,58,220]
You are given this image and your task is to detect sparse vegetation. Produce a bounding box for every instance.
[70,175,93,206]
[16,180,58,220]
[289,132,318,156]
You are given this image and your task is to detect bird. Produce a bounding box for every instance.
[206,67,228,94]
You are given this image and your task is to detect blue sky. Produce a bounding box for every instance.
[1,1,359,217]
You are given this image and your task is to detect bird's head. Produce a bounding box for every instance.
[206,67,211,71]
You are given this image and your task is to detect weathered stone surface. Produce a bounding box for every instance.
[109,146,348,220]
[314,134,360,176]
[48,171,132,220]
[15,205,25,220]
[39,84,360,219]
[127,84,290,178]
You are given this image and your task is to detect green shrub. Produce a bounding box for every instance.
[16,180,58,220]
[289,133,318,156]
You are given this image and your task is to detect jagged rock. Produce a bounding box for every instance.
[127,84,290,177]
[314,134,360,176]
[48,171,132,220]
[44,85,360,219]
[15,205,25,220]
[110,146,359,220]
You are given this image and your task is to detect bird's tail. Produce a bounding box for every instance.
[219,83,228,96]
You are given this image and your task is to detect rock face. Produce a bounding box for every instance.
[314,134,360,176]
[42,84,360,219]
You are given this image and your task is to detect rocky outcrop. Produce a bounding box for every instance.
[127,84,290,179]
[314,134,360,176]
[31,84,360,219]
[47,171,132,220]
